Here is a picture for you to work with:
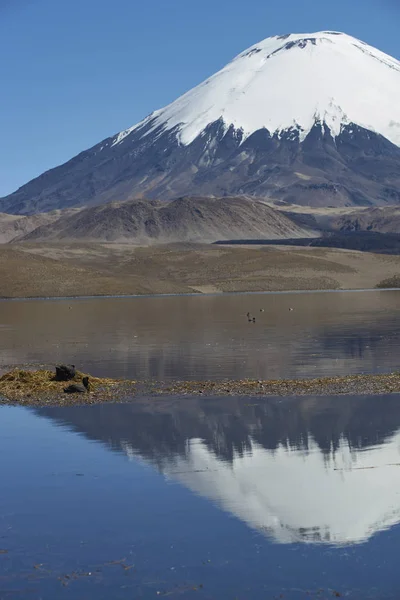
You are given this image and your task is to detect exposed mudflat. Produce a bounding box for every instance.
[2,369,400,407]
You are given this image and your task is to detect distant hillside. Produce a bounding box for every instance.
[18,196,314,244]
[333,206,400,234]
[0,209,81,243]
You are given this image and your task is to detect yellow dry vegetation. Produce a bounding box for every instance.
[0,369,118,400]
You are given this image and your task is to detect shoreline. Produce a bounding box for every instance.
[0,286,399,303]
[2,370,400,407]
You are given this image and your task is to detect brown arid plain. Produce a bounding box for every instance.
[1,241,400,298]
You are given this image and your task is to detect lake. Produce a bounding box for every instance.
[1,290,400,599]
[1,290,400,380]
[2,395,400,599]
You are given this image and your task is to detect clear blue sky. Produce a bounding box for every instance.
[0,0,399,197]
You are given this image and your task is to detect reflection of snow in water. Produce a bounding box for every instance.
[124,432,400,546]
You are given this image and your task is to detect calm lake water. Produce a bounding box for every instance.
[2,290,400,598]
[1,290,400,380]
[2,395,400,599]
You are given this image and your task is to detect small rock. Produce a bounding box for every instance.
[55,364,76,381]
[64,377,90,394]
[64,384,86,394]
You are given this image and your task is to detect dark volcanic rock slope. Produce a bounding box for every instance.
[3,120,400,216]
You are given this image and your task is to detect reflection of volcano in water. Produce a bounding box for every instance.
[37,394,400,546]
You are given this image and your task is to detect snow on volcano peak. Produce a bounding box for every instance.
[113,31,400,148]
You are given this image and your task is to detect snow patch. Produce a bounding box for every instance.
[112,31,400,149]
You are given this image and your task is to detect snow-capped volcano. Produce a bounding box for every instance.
[2,31,400,215]
[115,31,400,148]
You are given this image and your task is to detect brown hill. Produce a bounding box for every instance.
[18,196,314,244]
[0,209,81,243]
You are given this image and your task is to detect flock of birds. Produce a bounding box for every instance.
[246,307,294,323]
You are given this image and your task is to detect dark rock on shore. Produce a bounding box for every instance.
[55,364,76,381]
[64,376,90,394]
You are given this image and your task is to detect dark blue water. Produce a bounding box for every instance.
[1,395,400,599]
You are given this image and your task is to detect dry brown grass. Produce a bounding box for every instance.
[0,369,118,401]
[376,275,400,289]
[1,242,400,297]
